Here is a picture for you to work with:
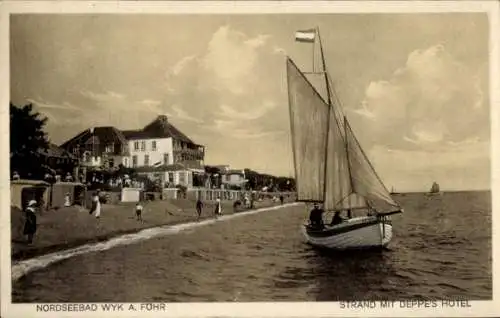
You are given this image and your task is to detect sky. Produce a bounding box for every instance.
[9,13,490,192]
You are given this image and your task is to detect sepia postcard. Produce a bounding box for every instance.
[1,1,499,317]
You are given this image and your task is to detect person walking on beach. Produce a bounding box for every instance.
[250,191,255,209]
[214,197,222,217]
[90,190,101,219]
[196,198,203,221]
[23,200,38,244]
[135,202,144,222]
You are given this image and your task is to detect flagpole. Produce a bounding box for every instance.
[316,26,334,210]
[316,27,332,107]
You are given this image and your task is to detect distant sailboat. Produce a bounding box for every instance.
[287,27,403,250]
[390,186,400,195]
[427,181,443,196]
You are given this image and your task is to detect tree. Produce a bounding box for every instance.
[10,102,49,179]
[204,165,221,188]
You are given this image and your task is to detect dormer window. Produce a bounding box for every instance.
[105,143,114,153]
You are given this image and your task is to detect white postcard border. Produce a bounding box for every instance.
[1,1,498,317]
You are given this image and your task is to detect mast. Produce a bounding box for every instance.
[344,115,355,194]
[317,27,355,209]
[317,27,334,206]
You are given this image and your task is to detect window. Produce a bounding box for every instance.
[152,141,157,151]
[132,155,138,167]
[163,153,169,165]
[124,158,129,167]
[105,143,114,153]
[82,151,90,162]
[134,141,139,151]
[179,171,186,184]
[144,154,150,166]
[141,141,146,151]
[168,172,174,183]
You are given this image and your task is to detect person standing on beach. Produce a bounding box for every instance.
[90,190,101,219]
[214,197,222,217]
[279,194,284,205]
[196,198,203,221]
[135,202,144,222]
[23,200,38,244]
[64,192,71,207]
[250,191,255,209]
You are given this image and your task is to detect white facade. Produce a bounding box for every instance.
[126,138,173,168]
[222,170,246,188]
[81,152,102,167]
[138,170,194,188]
[164,170,193,187]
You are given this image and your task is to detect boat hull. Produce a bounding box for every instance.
[426,192,443,197]
[302,216,393,250]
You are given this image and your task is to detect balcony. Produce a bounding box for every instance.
[173,148,205,162]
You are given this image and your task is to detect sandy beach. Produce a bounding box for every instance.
[11,197,286,261]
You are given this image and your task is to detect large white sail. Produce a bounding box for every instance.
[344,120,400,212]
[287,58,329,202]
[287,54,400,214]
[323,108,353,211]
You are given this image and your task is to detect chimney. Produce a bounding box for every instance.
[158,115,168,124]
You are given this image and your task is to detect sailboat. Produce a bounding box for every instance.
[426,181,442,196]
[390,186,400,195]
[287,28,403,250]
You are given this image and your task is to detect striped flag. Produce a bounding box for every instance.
[295,29,316,43]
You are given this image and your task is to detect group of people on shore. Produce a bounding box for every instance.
[195,197,223,221]
[20,191,287,245]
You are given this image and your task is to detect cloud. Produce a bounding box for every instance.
[80,90,165,115]
[27,98,82,112]
[140,99,161,108]
[245,34,271,48]
[161,26,285,136]
[210,118,284,139]
[219,101,276,120]
[170,105,204,124]
[137,99,165,113]
[202,26,271,95]
[32,26,286,145]
[171,55,197,76]
[273,46,287,55]
[352,44,487,150]
[370,140,490,191]
[80,89,125,102]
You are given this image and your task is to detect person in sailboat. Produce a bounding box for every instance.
[309,203,324,229]
[330,211,343,226]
